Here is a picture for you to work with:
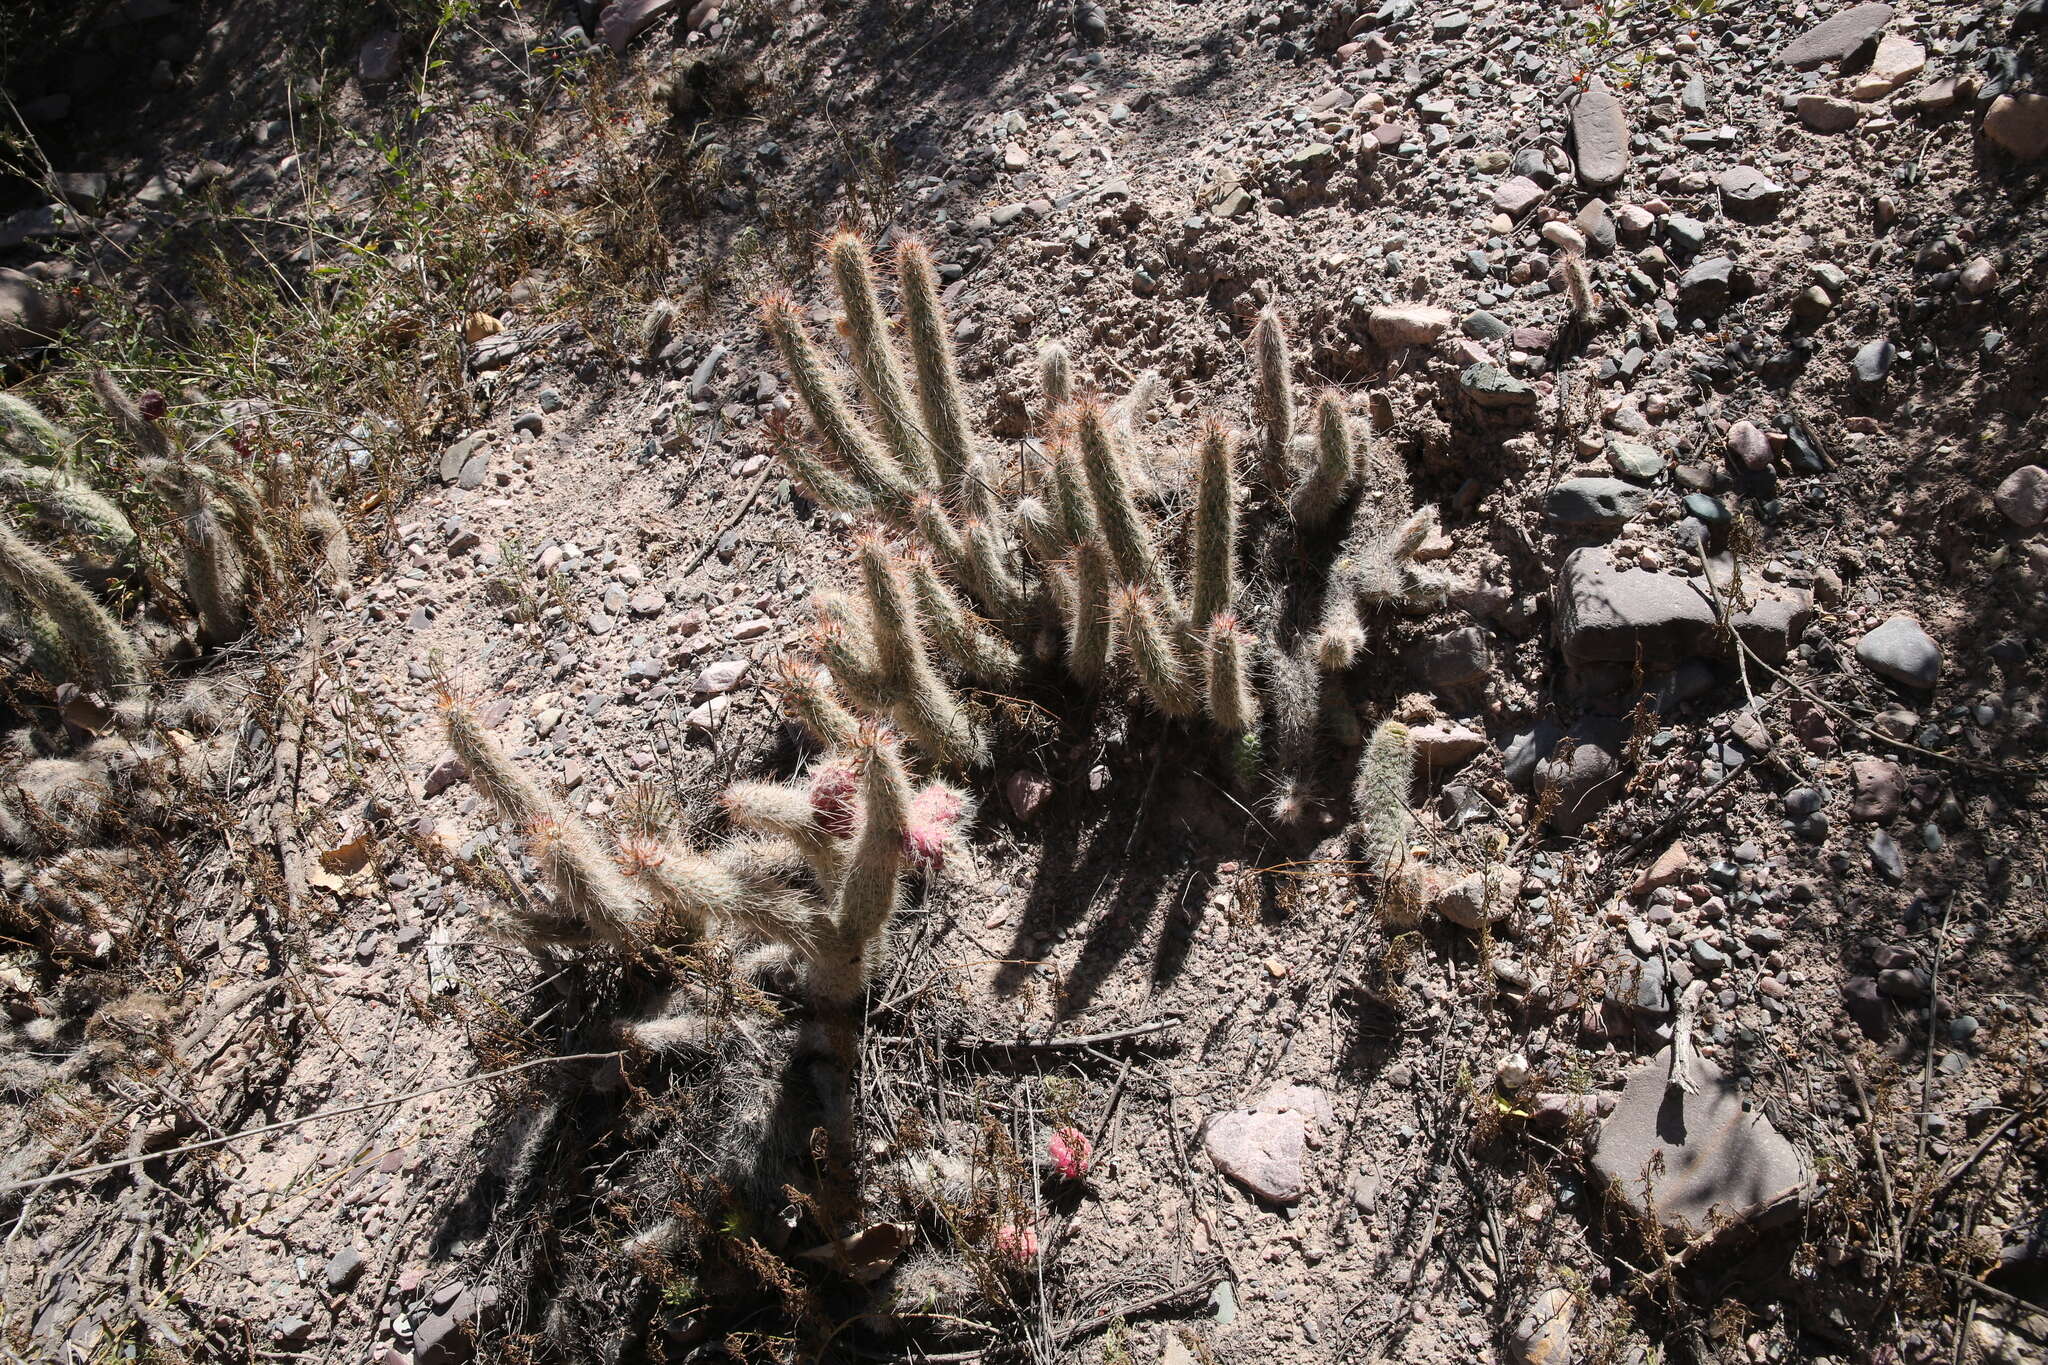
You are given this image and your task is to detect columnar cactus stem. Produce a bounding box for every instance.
[894,238,975,491]
[827,729,914,976]
[907,552,1022,681]
[0,394,71,463]
[962,516,1025,620]
[1075,401,1170,608]
[1051,443,1098,549]
[1204,614,1258,733]
[0,462,135,557]
[910,493,969,572]
[956,452,1000,524]
[761,295,919,510]
[1249,310,1295,492]
[1188,419,1239,631]
[804,729,916,1076]
[1315,563,1365,672]
[1011,496,1061,566]
[1353,719,1416,882]
[857,533,988,768]
[195,465,280,600]
[175,488,248,647]
[767,653,860,750]
[1290,392,1358,531]
[0,520,144,691]
[1112,584,1198,718]
[301,479,352,595]
[528,815,646,948]
[814,599,889,714]
[443,701,552,832]
[1562,255,1594,326]
[827,232,937,487]
[1038,343,1073,412]
[720,782,847,888]
[1265,643,1321,825]
[1063,540,1113,686]
[781,435,870,514]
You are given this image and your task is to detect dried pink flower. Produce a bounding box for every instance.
[1048,1126,1092,1181]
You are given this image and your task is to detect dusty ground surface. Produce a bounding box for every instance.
[3,0,2048,1362]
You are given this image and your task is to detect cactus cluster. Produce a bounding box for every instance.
[441,698,971,1104]
[0,373,356,966]
[0,372,352,690]
[760,232,1450,833]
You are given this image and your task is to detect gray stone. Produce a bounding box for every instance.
[1462,309,1510,340]
[415,1285,502,1365]
[1664,213,1708,255]
[439,433,487,484]
[1407,626,1491,691]
[1778,3,1894,68]
[1688,939,1728,975]
[1547,477,1648,530]
[1625,945,1671,1014]
[1460,363,1537,410]
[358,29,402,83]
[0,268,70,358]
[1856,615,1941,688]
[1850,758,1902,821]
[1575,199,1617,255]
[50,173,110,213]
[423,753,468,799]
[1492,175,1545,216]
[1204,1108,1307,1204]
[1731,589,1813,664]
[324,1248,366,1293]
[1853,338,1895,383]
[1554,548,1718,668]
[1868,829,1907,883]
[1995,466,2048,528]
[1503,718,1564,788]
[1605,438,1665,483]
[1717,166,1787,222]
[1678,256,1737,309]
[1592,1048,1810,1238]
[690,343,728,400]
[598,0,678,52]
[692,659,750,694]
[1569,76,1631,190]
[457,449,492,491]
[1535,717,1626,835]
[1726,419,1772,471]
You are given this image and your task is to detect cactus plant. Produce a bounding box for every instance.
[0,519,144,693]
[1352,719,1420,921]
[0,461,136,560]
[1249,309,1295,492]
[761,232,1466,830]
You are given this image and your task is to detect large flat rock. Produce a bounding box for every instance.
[1592,1048,1810,1239]
[1569,76,1630,189]
[1778,2,1893,67]
[1554,548,1718,668]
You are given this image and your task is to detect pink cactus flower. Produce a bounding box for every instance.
[902,822,949,873]
[808,763,858,839]
[1048,1126,1092,1181]
[993,1222,1039,1265]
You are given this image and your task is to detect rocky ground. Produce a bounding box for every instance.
[2,0,2047,1362]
